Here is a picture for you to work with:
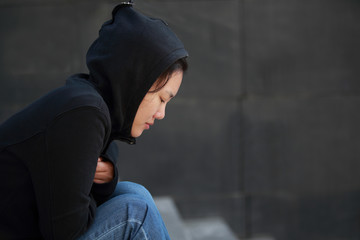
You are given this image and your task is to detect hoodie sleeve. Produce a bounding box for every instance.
[41,107,109,240]
[91,140,119,205]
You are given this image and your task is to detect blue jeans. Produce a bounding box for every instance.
[77,181,170,240]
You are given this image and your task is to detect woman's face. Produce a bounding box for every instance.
[131,71,183,137]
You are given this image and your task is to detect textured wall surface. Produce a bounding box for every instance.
[1,0,360,239]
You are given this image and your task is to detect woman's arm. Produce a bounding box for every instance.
[91,140,119,205]
[40,107,109,239]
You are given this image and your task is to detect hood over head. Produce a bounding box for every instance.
[86,3,188,144]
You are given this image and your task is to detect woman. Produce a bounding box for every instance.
[0,2,188,239]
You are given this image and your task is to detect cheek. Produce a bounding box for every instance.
[136,99,156,121]
[146,103,158,118]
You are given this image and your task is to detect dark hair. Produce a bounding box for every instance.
[149,57,188,93]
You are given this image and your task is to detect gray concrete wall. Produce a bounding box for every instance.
[1,0,360,239]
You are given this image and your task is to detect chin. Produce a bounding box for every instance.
[131,130,143,138]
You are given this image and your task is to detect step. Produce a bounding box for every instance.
[244,236,275,240]
[184,217,239,240]
[154,196,192,240]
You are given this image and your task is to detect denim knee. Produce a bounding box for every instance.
[112,181,154,204]
[78,182,169,240]
[77,195,150,240]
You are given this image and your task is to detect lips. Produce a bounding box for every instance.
[145,122,153,130]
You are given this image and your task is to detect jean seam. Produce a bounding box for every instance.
[96,219,146,240]
[140,226,149,240]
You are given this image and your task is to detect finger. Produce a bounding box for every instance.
[94,169,111,178]
[97,161,114,172]
[93,173,112,183]
[93,173,106,183]
[93,178,106,184]
[94,170,112,179]
[95,161,108,172]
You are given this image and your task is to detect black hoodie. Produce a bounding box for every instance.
[0,3,188,240]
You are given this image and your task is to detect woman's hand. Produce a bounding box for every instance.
[93,157,114,184]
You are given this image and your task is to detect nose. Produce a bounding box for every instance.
[154,104,166,120]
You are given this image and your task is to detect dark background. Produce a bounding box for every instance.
[1,0,360,239]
